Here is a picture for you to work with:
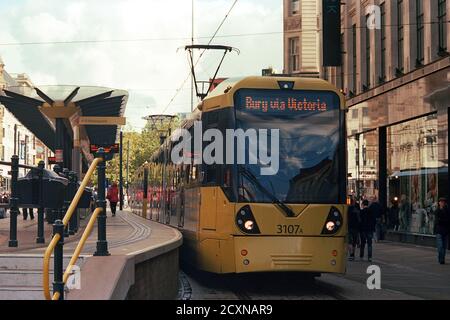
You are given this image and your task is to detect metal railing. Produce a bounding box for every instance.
[0,156,45,247]
[43,148,109,300]
[46,207,103,300]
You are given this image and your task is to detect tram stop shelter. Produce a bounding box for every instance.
[0,85,128,175]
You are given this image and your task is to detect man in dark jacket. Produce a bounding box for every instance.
[434,197,450,264]
[370,196,384,241]
[360,199,376,262]
[347,197,361,261]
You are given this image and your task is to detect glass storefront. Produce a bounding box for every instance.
[347,63,449,238]
[348,130,378,202]
[386,114,438,234]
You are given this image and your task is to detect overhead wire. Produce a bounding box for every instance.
[0,20,448,47]
[160,0,239,115]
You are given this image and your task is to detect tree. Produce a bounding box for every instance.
[104,118,179,188]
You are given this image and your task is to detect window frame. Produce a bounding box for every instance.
[380,2,387,80]
[352,24,357,93]
[438,0,447,51]
[398,0,404,72]
[289,37,300,73]
[416,0,424,64]
[366,14,371,88]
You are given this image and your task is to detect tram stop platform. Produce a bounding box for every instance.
[0,209,182,300]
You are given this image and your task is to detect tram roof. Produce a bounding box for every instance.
[206,76,340,98]
[201,76,344,112]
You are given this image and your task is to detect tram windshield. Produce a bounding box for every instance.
[234,89,342,204]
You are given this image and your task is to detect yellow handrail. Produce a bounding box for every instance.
[43,157,103,300]
[52,207,103,300]
[62,157,102,226]
[43,234,61,300]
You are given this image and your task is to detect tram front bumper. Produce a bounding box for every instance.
[233,236,346,274]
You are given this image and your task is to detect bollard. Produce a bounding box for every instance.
[36,161,45,244]
[62,168,70,238]
[68,172,78,235]
[8,155,19,247]
[52,219,65,300]
[94,148,110,256]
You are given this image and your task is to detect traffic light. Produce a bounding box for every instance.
[322,0,342,66]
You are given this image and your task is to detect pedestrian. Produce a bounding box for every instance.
[107,182,119,217]
[0,192,8,219]
[360,199,376,262]
[347,196,361,261]
[433,197,450,264]
[388,199,400,231]
[399,194,411,231]
[370,196,385,242]
[22,207,34,220]
[90,187,97,213]
[28,208,34,220]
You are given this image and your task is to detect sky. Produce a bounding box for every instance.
[0,0,283,131]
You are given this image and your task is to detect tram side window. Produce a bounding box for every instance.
[204,164,217,185]
[191,165,199,184]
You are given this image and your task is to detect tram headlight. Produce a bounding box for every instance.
[236,205,260,234]
[326,221,336,231]
[244,220,254,231]
[321,207,343,235]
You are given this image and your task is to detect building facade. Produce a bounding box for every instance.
[283,0,450,243]
[283,0,322,77]
[336,0,449,243]
[0,57,52,191]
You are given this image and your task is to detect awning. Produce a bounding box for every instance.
[0,89,56,150]
[0,85,128,152]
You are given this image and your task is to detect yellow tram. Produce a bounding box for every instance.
[131,76,347,274]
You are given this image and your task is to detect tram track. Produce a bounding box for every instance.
[179,266,342,300]
[82,212,151,252]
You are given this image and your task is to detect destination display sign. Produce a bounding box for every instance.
[234,89,339,115]
[90,143,119,154]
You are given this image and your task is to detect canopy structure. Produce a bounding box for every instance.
[0,85,128,173]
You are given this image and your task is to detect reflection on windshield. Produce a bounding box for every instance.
[235,91,340,204]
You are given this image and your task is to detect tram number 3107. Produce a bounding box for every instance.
[276,224,303,235]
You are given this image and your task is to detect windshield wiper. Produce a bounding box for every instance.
[239,166,296,217]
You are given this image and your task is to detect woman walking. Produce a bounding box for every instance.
[107,182,119,217]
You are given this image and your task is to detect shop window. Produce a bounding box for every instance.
[347,131,379,202]
[386,114,438,235]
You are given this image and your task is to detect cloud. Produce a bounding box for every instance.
[0,0,282,130]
